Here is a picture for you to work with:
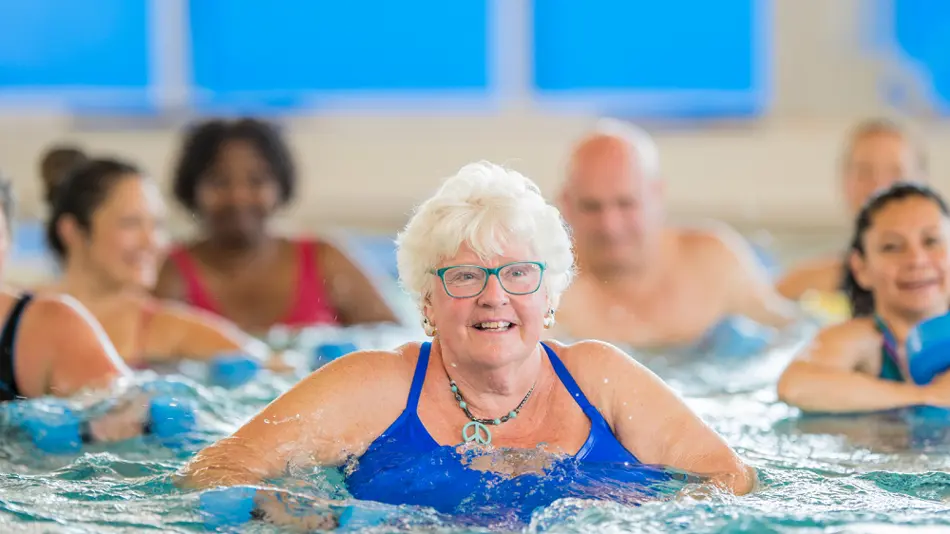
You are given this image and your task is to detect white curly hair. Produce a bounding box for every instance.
[396,161,575,313]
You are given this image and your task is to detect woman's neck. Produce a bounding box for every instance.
[436,340,545,419]
[59,263,127,303]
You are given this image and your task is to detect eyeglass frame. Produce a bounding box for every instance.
[429,261,547,299]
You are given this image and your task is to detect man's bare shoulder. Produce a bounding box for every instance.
[669,222,741,260]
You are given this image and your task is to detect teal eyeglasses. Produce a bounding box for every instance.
[430,261,546,298]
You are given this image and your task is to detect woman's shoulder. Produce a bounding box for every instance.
[329,341,424,376]
[291,341,424,404]
[543,339,649,385]
[15,292,100,335]
[815,316,878,342]
[795,316,881,367]
[547,338,634,361]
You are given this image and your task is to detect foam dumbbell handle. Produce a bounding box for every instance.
[907,313,950,385]
[209,353,262,388]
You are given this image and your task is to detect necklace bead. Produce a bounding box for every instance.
[448,379,536,446]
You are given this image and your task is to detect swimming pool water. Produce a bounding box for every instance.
[2,319,950,534]
[4,229,949,533]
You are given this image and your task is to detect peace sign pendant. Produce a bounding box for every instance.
[462,421,492,445]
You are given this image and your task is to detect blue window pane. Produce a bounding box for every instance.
[890,0,950,114]
[189,0,490,110]
[531,0,769,118]
[0,0,151,110]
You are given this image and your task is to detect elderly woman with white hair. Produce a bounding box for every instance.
[179,162,755,524]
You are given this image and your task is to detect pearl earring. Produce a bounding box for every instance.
[423,317,438,337]
[543,309,556,329]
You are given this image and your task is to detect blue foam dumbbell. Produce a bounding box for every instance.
[198,487,383,530]
[335,505,389,530]
[312,342,358,369]
[199,485,258,529]
[16,396,196,453]
[906,312,950,385]
[16,401,84,454]
[147,395,197,446]
[704,316,774,358]
[208,353,262,388]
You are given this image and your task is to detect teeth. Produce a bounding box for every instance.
[477,321,511,330]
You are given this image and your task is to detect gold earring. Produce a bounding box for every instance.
[423,317,438,337]
[543,309,556,329]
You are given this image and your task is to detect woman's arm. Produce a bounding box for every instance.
[317,243,400,326]
[776,258,843,300]
[777,321,933,413]
[18,295,147,443]
[177,348,411,490]
[17,294,130,398]
[708,228,800,329]
[146,302,289,370]
[565,341,756,495]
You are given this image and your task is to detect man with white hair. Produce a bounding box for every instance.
[554,120,799,349]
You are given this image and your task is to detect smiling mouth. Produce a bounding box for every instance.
[472,321,514,332]
[897,279,939,290]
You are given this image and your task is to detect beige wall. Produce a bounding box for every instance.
[0,0,945,239]
[0,115,946,236]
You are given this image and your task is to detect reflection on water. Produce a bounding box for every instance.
[1,316,950,530]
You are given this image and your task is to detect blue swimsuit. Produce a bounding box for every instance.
[344,342,679,523]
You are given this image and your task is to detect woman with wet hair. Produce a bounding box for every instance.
[0,173,148,442]
[155,118,399,335]
[778,182,950,413]
[42,157,287,370]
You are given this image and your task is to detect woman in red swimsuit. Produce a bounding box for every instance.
[41,157,287,371]
[154,118,398,336]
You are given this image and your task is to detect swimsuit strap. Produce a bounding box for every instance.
[874,315,898,353]
[541,342,599,418]
[874,314,905,377]
[405,342,432,411]
[168,247,220,314]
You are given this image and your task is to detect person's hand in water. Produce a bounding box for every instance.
[86,393,150,443]
[921,372,950,408]
[675,465,756,501]
[253,490,339,531]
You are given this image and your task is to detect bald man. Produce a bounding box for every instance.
[777,119,928,300]
[553,120,799,349]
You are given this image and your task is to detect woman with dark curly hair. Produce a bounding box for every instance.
[155,118,398,335]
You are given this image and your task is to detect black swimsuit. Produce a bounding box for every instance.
[0,293,35,402]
